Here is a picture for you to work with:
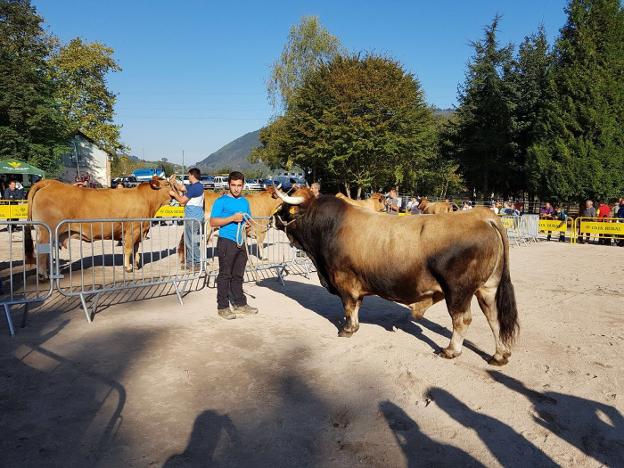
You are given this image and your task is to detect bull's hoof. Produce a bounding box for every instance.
[124,267,133,273]
[488,355,509,366]
[439,347,461,359]
[338,329,354,338]
[38,274,49,282]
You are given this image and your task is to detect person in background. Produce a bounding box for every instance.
[169,168,204,269]
[3,180,25,229]
[209,171,258,320]
[616,198,624,247]
[116,182,124,189]
[461,200,473,211]
[310,182,321,198]
[410,197,422,215]
[554,205,568,242]
[540,202,555,241]
[597,200,612,245]
[579,199,596,244]
[385,188,401,214]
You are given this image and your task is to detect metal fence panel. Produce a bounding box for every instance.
[1,220,54,335]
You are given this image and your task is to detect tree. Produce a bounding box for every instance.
[450,16,517,196]
[528,0,624,200]
[50,37,124,153]
[267,16,343,113]
[508,26,552,194]
[254,54,437,198]
[0,0,69,175]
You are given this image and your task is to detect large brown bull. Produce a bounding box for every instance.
[25,176,178,277]
[335,192,386,212]
[273,188,519,365]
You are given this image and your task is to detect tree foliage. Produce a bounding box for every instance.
[528,0,624,200]
[50,38,124,154]
[267,16,343,113]
[254,54,438,197]
[0,0,69,175]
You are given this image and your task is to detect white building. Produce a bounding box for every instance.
[61,131,112,187]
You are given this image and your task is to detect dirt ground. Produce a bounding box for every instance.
[1,241,623,467]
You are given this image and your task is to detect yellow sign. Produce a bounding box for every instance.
[0,203,28,219]
[8,161,22,168]
[155,205,184,218]
[539,219,567,232]
[500,217,516,229]
[579,221,624,235]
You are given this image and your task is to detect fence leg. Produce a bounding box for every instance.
[173,281,184,306]
[3,303,15,337]
[79,292,94,323]
[21,302,29,328]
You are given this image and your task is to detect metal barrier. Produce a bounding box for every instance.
[0,200,28,220]
[573,217,624,245]
[1,220,54,335]
[204,216,315,287]
[499,215,539,246]
[54,217,204,322]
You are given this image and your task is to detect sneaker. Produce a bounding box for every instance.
[218,307,236,320]
[233,304,258,315]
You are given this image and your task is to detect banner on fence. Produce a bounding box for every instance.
[0,203,28,219]
[155,205,184,217]
[538,220,567,232]
[579,221,624,235]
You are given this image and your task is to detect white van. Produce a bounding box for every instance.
[213,176,228,190]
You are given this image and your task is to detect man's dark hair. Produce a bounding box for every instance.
[228,171,244,183]
[188,168,201,179]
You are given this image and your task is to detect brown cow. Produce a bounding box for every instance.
[273,188,519,365]
[418,197,454,214]
[25,176,179,277]
[335,192,386,212]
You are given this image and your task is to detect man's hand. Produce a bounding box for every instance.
[231,212,244,223]
[168,189,178,198]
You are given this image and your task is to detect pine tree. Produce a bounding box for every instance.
[0,0,69,174]
[528,0,624,200]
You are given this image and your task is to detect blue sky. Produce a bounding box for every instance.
[34,1,567,165]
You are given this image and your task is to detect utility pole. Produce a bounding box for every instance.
[182,150,185,173]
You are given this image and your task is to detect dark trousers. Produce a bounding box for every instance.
[216,237,247,309]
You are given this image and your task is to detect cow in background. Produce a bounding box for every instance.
[335,192,386,212]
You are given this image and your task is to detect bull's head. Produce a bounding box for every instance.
[273,186,314,230]
[148,174,180,205]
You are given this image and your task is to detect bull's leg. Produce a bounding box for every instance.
[178,233,185,265]
[123,231,133,272]
[36,226,50,280]
[476,287,511,366]
[134,242,141,270]
[257,230,266,260]
[441,294,473,359]
[338,296,362,338]
[409,292,443,319]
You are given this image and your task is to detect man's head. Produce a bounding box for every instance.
[116,183,124,189]
[310,182,321,198]
[8,180,16,190]
[389,188,397,198]
[545,202,552,209]
[586,199,593,208]
[228,171,245,197]
[188,168,201,183]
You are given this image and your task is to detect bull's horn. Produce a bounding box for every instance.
[275,188,305,205]
[276,183,282,189]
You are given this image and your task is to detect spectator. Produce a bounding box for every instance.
[597,200,612,245]
[310,182,321,198]
[116,182,124,189]
[209,171,258,320]
[410,198,422,215]
[169,168,204,268]
[554,205,568,242]
[385,188,401,214]
[616,198,624,247]
[3,180,25,229]
[461,200,473,211]
[540,202,555,240]
[579,200,596,244]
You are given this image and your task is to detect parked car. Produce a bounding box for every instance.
[200,175,215,190]
[244,178,263,191]
[213,176,228,190]
[111,176,140,188]
[260,178,275,189]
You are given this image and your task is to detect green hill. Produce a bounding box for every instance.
[195,129,269,174]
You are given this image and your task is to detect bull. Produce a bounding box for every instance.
[273,188,519,365]
[417,197,455,214]
[25,176,179,277]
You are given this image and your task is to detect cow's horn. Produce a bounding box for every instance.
[275,189,305,205]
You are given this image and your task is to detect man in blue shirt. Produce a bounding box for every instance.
[210,171,258,319]
[169,168,204,268]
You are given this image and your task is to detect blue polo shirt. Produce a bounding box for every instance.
[210,194,251,243]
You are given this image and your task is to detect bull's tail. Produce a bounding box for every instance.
[24,180,47,264]
[490,218,519,346]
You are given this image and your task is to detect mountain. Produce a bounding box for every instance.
[195,129,269,174]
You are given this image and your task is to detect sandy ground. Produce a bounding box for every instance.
[1,241,623,467]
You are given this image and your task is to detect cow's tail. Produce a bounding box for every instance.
[24,181,45,264]
[489,218,519,346]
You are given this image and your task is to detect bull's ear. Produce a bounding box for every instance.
[149,178,161,190]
